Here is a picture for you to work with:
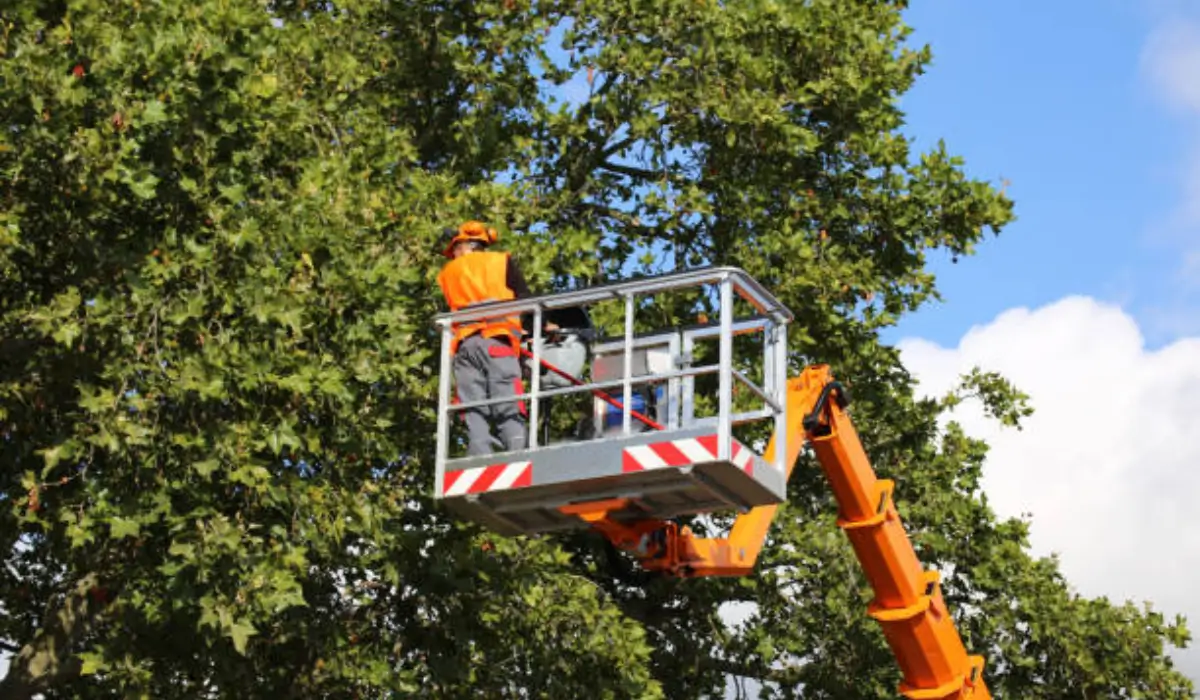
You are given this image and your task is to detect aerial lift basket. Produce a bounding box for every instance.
[432,267,792,536]
[431,266,994,699]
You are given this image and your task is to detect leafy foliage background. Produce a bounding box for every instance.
[0,1,1192,698]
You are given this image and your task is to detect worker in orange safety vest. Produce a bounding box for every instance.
[437,221,554,455]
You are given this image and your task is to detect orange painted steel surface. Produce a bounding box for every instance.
[560,364,991,698]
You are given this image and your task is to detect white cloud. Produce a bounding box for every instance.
[1141,15,1200,276]
[898,296,1200,681]
[1142,21,1200,116]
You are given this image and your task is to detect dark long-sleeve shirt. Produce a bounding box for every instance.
[506,256,531,299]
[504,257,539,335]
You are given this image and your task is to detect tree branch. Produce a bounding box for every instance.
[599,160,658,181]
[601,136,637,159]
[574,202,660,240]
[593,71,620,99]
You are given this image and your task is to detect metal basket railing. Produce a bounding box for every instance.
[432,266,794,495]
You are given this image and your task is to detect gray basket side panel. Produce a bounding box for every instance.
[751,454,788,499]
[441,426,722,478]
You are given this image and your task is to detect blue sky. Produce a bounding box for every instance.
[886,0,1200,350]
[887,1,1200,682]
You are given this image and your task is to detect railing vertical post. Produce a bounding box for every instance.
[668,334,681,430]
[623,292,635,435]
[718,277,733,461]
[681,333,695,426]
[774,320,788,473]
[529,305,543,449]
[763,319,775,415]
[434,320,454,497]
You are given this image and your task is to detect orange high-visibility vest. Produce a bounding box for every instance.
[437,251,523,353]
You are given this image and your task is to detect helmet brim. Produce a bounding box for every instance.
[440,225,493,257]
[441,227,459,258]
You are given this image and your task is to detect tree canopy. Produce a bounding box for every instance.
[0,1,1193,698]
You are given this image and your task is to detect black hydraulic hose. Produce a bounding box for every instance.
[802,380,850,437]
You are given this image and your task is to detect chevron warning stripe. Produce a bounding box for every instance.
[443,460,532,497]
[731,440,755,473]
[622,434,755,475]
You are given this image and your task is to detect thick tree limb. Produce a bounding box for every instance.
[0,573,107,700]
[594,72,620,98]
[601,136,637,159]
[599,160,659,181]
[575,201,637,223]
[572,202,662,241]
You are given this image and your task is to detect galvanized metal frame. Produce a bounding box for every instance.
[432,266,794,490]
[772,319,789,473]
[529,305,543,449]
[717,278,734,462]
[434,266,790,326]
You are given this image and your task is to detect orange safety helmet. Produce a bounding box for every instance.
[441,220,498,258]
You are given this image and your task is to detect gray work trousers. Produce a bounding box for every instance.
[454,333,528,456]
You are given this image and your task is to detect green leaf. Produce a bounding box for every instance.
[79,651,106,675]
[228,620,257,655]
[128,172,160,200]
[192,458,221,478]
[168,541,196,560]
[142,99,168,126]
[51,321,82,347]
[218,183,246,204]
[110,517,141,540]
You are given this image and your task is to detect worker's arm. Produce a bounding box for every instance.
[507,256,558,336]
[506,255,532,298]
[506,256,536,336]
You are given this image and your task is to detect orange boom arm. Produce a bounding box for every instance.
[561,365,991,699]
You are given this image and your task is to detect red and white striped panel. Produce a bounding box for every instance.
[443,460,532,497]
[622,434,754,475]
